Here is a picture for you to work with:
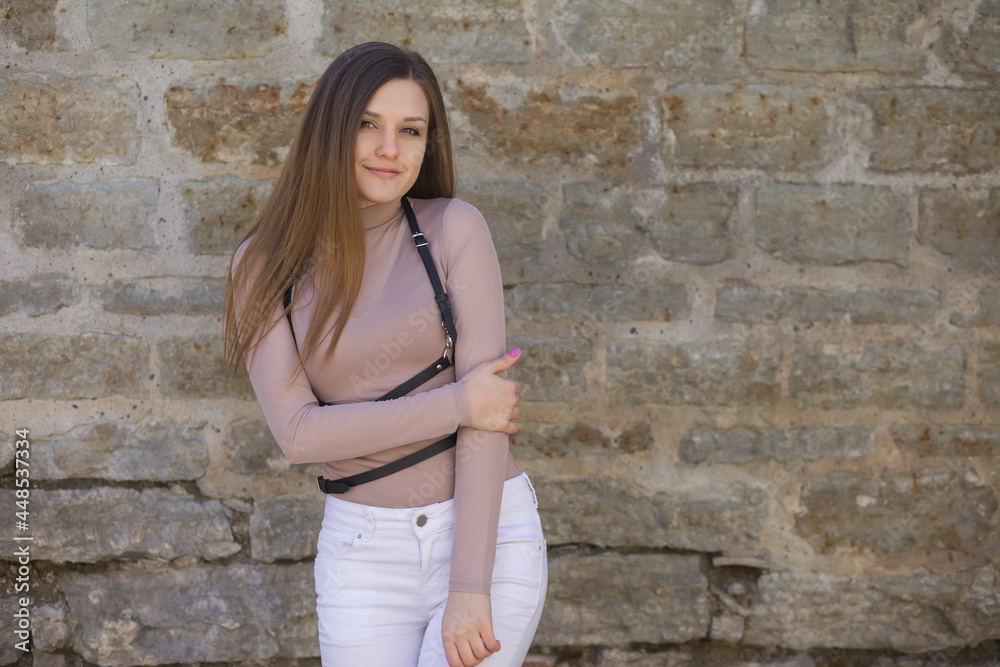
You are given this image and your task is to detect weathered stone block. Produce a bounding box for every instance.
[941,0,1000,75]
[1,0,68,51]
[795,468,997,555]
[0,273,78,316]
[510,421,653,460]
[607,340,782,406]
[457,181,546,264]
[890,424,1000,457]
[853,88,1000,173]
[159,335,254,399]
[507,338,590,403]
[1,487,240,563]
[679,425,874,464]
[919,189,1000,270]
[449,80,640,168]
[318,0,532,63]
[100,277,225,316]
[710,612,745,643]
[224,417,323,474]
[535,553,710,646]
[508,282,689,322]
[58,563,316,665]
[745,566,1000,652]
[756,185,910,267]
[0,75,140,164]
[746,0,925,73]
[537,477,766,553]
[32,420,209,481]
[166,79,310,165]
[950,288,1000,327]
[847,288,940,324]
[0,333,149,400]
[32,602,71,652]
[979,341,1000,407]
[716,282,939,325]
[790,341,965,409]
[89,0,286,60]
[250,494,325,562]
[554,0,735,67]
[182,176,274,255]
[561,182,735,265]
[662,84,831,169]
[13,180,159,251]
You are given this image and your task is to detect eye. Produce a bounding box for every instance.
[401,127,422,136]
[360,119,376,129]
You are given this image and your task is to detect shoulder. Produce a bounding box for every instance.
[230,236,253,275]
[408,197,497,268]
[409,197,490,242]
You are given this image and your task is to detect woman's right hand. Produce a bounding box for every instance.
[459,348,523,434]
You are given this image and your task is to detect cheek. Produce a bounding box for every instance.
[408,141,428,167]
[354,136,370,161]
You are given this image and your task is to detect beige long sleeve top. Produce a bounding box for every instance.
[237,196,520,594]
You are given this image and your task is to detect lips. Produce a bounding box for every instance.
[366,166,400,178]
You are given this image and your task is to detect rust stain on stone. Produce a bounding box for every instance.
[166,78,310,165]
[888,96,900,119]
[454,79,638,165]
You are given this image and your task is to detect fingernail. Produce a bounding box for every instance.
[509,347,520,356]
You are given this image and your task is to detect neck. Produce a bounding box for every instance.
[360,199,404,230]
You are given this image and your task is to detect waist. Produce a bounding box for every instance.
[321,471,537,535]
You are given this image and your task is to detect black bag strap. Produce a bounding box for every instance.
[280,198,460,494]
[282,197,457,405]
[316,433,457,494]
[401,197,458,345]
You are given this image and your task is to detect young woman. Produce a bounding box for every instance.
[224,42,547,667]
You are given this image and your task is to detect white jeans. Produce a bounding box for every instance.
[314,472,548,666]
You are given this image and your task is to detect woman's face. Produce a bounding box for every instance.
[355,78,430,208]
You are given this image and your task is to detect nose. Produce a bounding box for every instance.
[376,129,398,158]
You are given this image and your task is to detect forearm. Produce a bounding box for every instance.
[448,428,509,592]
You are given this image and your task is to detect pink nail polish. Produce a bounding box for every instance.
[510,347,520,356]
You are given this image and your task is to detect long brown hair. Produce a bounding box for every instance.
[224,42,456,377]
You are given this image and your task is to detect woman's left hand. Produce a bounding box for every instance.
[441,591,501,667]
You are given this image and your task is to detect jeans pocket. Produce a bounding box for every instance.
[317,525,361,558]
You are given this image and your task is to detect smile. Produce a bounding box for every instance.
[366,167,400,178]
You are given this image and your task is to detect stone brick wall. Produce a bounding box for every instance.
[2,1,999,666]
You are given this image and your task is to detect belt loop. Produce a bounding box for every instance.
[362,508,375,541]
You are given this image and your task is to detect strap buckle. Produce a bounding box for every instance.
[411,231,428,248]
[317,476,351,494]
[441,333,454,360]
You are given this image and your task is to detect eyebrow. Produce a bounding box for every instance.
[363,109,428,123]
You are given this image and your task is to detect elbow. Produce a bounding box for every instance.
[277,433,313,465]
[280,443,308,466]
[274,404,318,465]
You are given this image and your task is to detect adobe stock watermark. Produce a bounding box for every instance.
[11,428,33,654]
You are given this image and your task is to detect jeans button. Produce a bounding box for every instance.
[416,514,427,527]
